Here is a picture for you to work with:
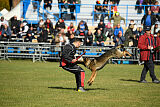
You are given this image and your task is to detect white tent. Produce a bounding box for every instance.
[3,2,21,20]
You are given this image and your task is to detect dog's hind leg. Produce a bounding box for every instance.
[88,71,97,86]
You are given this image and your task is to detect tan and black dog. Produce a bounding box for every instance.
[78,45,132,86]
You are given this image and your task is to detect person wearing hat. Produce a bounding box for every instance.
[109,12,125,28]
[60,38,86,92]
[138,26,160,83]
[156,30,160,62]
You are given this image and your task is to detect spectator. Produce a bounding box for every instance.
[44,0,52,10]
[25,26,35,42]
[151,1,159,22]
[108,1,117,18]
[97,19,105,34]
[135,0,144,14]
[10,15,20,35]
[37,26,48,42]
[124,24,134,47]
[76,20,88,36]
[129,20,138,34]
[55,18,66,34]
[84,30,93,46]
[114,24,123,37]
[37,19,45,34]
[156,30,160,61]
[109,12,125,28]
[104,22,113,44]
[152,24,159,37]
[44,18,54,34]
[143,0,152,14]
[93,0,103,21]
[67,22,75,33]
[0,17,9,29]
[32,0,42,12]
[0,24,11,41]
[68,0,76,20]
[113,31,125,47]
[136,26,145,38]
[141,10,156,32]
[67,30,75,44]
[93,29,106,46]
[17,22,29,39]
[101,0,109,21]
[55,33,68,46]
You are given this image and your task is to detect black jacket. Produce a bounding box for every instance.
[55,21,66,30]
[61,43,76,66]
[141,14,156,26]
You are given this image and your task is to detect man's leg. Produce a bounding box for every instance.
[140,61,149,81]
[148,57,158,81]
[62,64,85,90]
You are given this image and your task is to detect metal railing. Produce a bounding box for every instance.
[22,0,160,26]
[1,41,160,64]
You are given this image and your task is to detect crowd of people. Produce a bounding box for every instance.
[0,0,160,48]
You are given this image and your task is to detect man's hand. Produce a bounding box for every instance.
[72,59,77,63]
[148,46,151,49]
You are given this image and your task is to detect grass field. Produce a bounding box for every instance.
[0,60,160,107]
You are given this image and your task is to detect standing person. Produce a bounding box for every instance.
[156,30,160,62]
[44,0,52,10]
[60,39,86,92]
[138,27,160,83]
[109,12,125,28]
[68,0,76,20]
[141,10,156,32]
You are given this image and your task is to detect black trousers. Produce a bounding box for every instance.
[140,54,157,81]
[62,64,85,89]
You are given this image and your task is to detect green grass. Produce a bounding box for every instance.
[0,60,160,107]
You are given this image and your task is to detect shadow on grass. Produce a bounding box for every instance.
[48,87,108,91]
[120,79,140,83]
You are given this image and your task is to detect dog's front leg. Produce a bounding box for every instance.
[87,69,96,85]
[88,71,97,86]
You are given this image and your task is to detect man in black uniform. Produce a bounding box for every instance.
[60,39,86,92]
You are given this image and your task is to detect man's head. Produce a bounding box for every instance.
[145,27,151,36]
[117,24,121,28]
[148,10,152,15]
[118,31,122,37]
[115,12,119,16]
[73,39,82,48]
[1,16,4,21]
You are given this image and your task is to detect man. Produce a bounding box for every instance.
[138,27,160,83]
[109,12,125,28]
[156,30,160,62]
[124,24,134,47]
[94,29,106,46]
[0,17,9,29]
[113,31,125,47]
[141,10,156,32]
[0,24,11,41]
[114,24,123,37]
[60,39,86,92]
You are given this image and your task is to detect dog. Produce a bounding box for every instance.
[77,45,132,86]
